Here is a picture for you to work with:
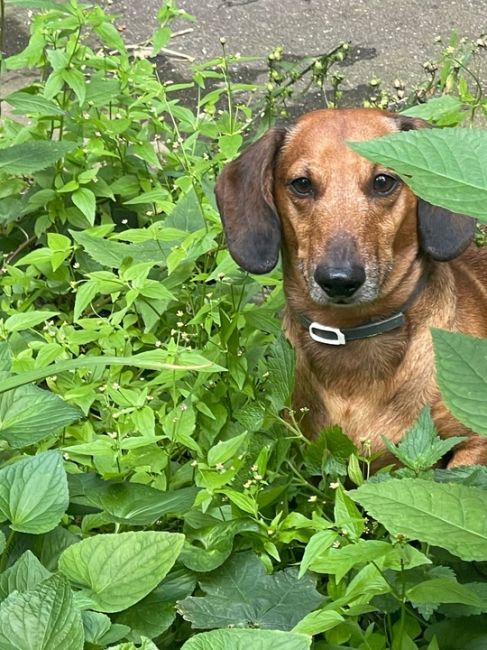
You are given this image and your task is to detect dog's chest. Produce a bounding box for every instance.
[296,327,438,450]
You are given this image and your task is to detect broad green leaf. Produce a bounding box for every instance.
[207,432,248,466]
[4,91,64,116]
[406,577,484,607]
[350,478,487,561]
[81,611,111,644]
[292,609,344,635]
[217,489,257,516]
[0,550,51,600]
[85,76,120,107]
[84,482,198,525]
[0,451,69,533]
[72,188,96,225]
[166,187,205,232]
[0,141,76,174]
[0,574,84,650]
[266,334,295,412]
[427,616,487,650]
[178,551,323,631]
[0,382,82,447]
[115,599,175,640]
[349,128,487,220]
[180,628,312,650]
[59,531,184,612]
[62,68,86,105]
[71,230,167,268]
[4,310,58,332]
[432,329,487,436]
[299,530,339,578]
[308,540,392,582]
[400,96,465,124]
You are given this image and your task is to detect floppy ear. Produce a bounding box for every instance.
[417,199,476,261]
[215,127,287,274]
[391,114,476,261]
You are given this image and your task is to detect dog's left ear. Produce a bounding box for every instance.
[392,114,476,261]
[417,200,476,261]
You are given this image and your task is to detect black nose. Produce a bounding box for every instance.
[314,264,366,299]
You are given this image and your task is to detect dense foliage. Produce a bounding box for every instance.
[0,1,487,648]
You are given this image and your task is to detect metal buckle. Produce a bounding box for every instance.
[309,322,346,345]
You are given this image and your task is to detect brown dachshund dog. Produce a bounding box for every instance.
[215,108,487,468]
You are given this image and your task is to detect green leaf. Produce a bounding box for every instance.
[348,128,487,220]
[207,432,248,466]
[432,329,487,436]
[81,611,111,644]
[0,382,82,447]
[178,551,323,631]
[61,68,86,105]
[383,407,465,471]
[0,451,69,533]
[308,539,392,582]
[84,482,198,525]
[72,188,96,225]
[350,478,487,561]
[266,334,295,412]
[292,609,344,636]
[400,96,465,124]
[71,230,167,268]
[0,141,77,174]
[406,577,484,607]
[334,484,364,539]
[58,531,184,612]
[0,550,51,600]
[0,574,84,650]
[4,91,64,116]
[166,187,205,232]
[180,629,312,650]
[4,310,58,332]
[299,530,339,578]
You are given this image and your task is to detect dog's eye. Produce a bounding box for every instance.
[289,177,313,196]
[373,174,399,196]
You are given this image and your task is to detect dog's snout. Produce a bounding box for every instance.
[314,264,366,299]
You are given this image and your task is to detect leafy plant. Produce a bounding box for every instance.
[1,0,487,648]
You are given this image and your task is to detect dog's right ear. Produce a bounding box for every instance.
[215,127,287,274]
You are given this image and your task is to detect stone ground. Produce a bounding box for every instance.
[2,0,487,112]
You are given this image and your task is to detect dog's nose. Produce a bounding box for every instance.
[314,264,366,299]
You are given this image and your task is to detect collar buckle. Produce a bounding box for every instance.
[309,322,346,345]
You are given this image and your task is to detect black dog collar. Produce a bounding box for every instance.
[299,268,430,345]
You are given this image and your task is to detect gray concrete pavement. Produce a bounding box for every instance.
[3,0,487,110]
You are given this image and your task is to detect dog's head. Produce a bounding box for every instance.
[215,108,475,306]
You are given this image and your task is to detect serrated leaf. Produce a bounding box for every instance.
[71,230,167,268]
[4,310,58,332]
[0,550,51,600]
[62,68,86,105]
[0,381,82,447]
[334,484,364,539]
[166,187,205,232]
[180,628,312,650]
[4,91,64,116]
[59,531,184,612]
[178,551,323,631]
[308,539,392,582]
[0,451,69,533]
[400,96,464,122]
[350,478,487,561]
[0,574,84,650]
[383,407,465,471]
[432,329,487,436]
[81,611,111,644]
[0,141,76,174]
[84,482,198,525]
[266,334,295,412]
[406,577,484,607]
[349,128,487,220]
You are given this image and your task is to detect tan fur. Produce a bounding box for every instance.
[216,108,487,468]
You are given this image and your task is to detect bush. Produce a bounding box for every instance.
[0,1,487,649]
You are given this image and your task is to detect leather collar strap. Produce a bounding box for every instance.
[299,268,430,346]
